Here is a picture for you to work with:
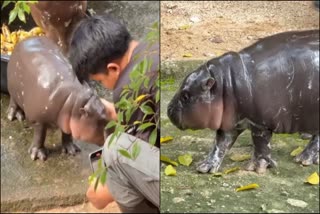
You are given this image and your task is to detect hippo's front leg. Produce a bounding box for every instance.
[245,127,277,174]
[61,132,81,155]
[197,129,244,173]
[28,123,48,161]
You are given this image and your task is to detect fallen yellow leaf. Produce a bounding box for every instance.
[160,136,173,144]
[135,94,147,103]
[212,172,223,177]
[183,53,193,57]
[236,183,259,192]
[224,167,240,174]
[178,24,191,30]
[161,155,178,166]
[229,154,251,162]
[178,154,193,166]
[305,172,319,185]
[290,146,303,157]
[165,165,176,176]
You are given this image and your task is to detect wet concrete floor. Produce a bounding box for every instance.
[0,93,103,212]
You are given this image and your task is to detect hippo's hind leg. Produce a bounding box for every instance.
[61,132,81,155]
[197,129,244,174]
[28,123,48,161]
[294,135,319,165]
[245,127,277,174]
[7,97,25,122]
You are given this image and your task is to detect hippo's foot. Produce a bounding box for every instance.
[28,146,48,161]
[294,135,319,165]
[245,157,277,174]
[61,141,81,155]
[196,159,221,174]
[7,106,25,122]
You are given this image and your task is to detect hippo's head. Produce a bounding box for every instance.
[69,88,109,146]
[167,62,224,131]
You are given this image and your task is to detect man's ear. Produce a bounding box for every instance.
[107,63,121,75]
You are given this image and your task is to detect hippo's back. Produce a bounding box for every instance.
[238,30,319,134]
[7,36,76,122]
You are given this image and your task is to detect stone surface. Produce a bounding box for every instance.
[0,94,103,212]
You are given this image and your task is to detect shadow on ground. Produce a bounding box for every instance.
[160,61,320,213]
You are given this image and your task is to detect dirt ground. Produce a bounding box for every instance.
[161,1,319,61]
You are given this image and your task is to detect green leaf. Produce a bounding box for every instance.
[143,76,150,88]
[149,128,157,146]
[156,90,160,103]
[18,8,26,23]
[88,174,95,185]
[93,174,100,191]
[125,108,135,123]
[178,154,193,166]
[8,8,18,24]
[140,105,154,115]
[27,0,39,4]
[2,1,13,10]
[118,149,132,159]
[108,128,121,147]
[131,141,141,160]
[151,21,158,30]
[105,120,117,129]
[118,111,124,123]
[22,2,30,14]
[147,58,153,72]
[97,158,102,169]
[99,168,107,185]
[138,122,154,131]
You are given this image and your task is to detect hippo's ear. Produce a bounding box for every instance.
[79,107,89,118]
[201,77,215,91]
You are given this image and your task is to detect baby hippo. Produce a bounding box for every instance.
[168,30,319,174]
[7,36,108,161]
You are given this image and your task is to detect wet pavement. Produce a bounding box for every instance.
[0,93,103,212]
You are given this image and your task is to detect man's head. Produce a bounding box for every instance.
[68,14,132,89]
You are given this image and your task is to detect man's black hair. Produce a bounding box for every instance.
[68,14,132,82]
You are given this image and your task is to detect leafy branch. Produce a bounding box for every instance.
[1,0,38,24]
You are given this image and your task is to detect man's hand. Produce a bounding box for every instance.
[87,178,115,209]
[100,98,117,121]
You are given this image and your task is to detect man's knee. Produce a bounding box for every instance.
[118,199,160,213]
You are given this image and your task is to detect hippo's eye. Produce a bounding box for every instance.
[181,91,190,102]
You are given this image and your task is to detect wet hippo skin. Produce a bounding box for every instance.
[29,1,87,55]
[7,37,108,161]
[167,30,319,174]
